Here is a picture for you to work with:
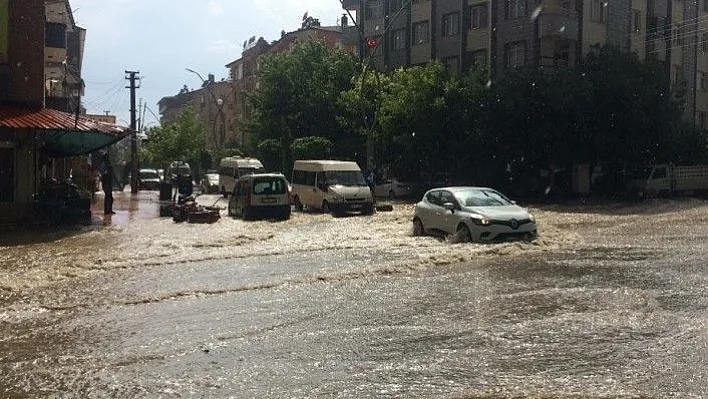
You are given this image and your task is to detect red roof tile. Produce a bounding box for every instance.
[0,105,128,135]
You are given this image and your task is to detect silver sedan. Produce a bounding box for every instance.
[412,186,538,242]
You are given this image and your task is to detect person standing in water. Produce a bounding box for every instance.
[101,153,116,215]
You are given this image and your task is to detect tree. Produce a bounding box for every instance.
[247,40,361,171]
[291,136,332,160]
[142,107,206,172]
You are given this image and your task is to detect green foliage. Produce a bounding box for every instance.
[246,41,707,197]
[141,108,206,170]
[290,136,332,160]
[256,139,282,172]
[247,40,361,168]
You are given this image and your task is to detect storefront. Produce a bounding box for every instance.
[0,105,128,224]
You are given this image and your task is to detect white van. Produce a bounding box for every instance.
[218,156,266,196]
[227,173,291,220]
[291,160,374,215]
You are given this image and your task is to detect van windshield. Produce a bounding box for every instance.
[253,177,287,195]
[322,171,367,187]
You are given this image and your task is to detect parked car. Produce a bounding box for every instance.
[200,171,220,194]
[374,178,421,199]
[138,169,161,191]
[227,173,291,220]
[413,186,537,242]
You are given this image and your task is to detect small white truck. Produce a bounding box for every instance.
[626,164,708,198]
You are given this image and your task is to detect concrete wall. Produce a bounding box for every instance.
[435,0,463,67]
[495,0,536,75]
[0,129,38,223]
[8,0,44,107]
[411,0,433,64]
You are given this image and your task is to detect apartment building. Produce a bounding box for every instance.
[1,0,125,223]
[44,0,85,113]
[343,0,706,127]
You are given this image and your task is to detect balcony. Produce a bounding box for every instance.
[341,0,359,10]
[537,6,579,41]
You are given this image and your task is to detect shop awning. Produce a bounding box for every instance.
[0,105,129,157]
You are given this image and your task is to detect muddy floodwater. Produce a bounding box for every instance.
[0,193,706,398]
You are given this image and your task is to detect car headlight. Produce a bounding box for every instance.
[528,213,536,223]
[471,216,490,226]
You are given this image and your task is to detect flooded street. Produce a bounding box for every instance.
[0,192,706,398]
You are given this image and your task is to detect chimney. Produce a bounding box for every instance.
[208,73,215,83]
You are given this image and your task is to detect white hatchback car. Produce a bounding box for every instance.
[413,187,538,242]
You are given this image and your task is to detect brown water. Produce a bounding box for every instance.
[0,193,706,398]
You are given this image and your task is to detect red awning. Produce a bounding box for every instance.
[0,105,127,134]
[0,105,130,157]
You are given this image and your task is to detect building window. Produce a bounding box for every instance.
[506,0,526,19]
[699,111,707,130]
[0,147,13,203]
[633,10,641,32]
[673,64,683,82]
[700,72,708,91]
[703,33,708,52]
[469,49,488,68]
[412,21,430,45]
[365,0,384,19]
[469,4,489,29]
[390,0,404,11]
[505,41,526,68]
[590,0,608,23]
[442,12,461,37]
[45,22,67,48]
[392,28,406,51]
[704,0,708,12]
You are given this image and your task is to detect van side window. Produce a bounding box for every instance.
[305,171,316,186]
[293,170,307,185]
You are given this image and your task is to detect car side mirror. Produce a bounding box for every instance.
[443,202,456,212]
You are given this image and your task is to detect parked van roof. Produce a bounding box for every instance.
[293,160,361,171]
[220,157,263,166]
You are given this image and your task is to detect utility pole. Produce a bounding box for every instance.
[125,70,140,194]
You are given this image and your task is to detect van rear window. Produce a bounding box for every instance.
[253,178,287,195]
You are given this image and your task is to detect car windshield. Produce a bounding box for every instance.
[252,177,287,195]
[140,171,158,179]
[455,189,514,207]
[322,171,366,186]
[205,173,219,181]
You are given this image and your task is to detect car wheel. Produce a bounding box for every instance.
[388,190,394,201]
[221,187,228,198]
[227,201,235,217]
[456,223,472,243]
[413,217,425,236]
[293,196,303,212]
[322,200,331,215]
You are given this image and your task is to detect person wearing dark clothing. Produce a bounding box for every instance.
[102,157,116,215]
[174,174,194,204]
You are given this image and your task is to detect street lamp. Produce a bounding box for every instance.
[185,68,228,148]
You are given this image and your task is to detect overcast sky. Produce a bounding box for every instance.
[71,0,346,128]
